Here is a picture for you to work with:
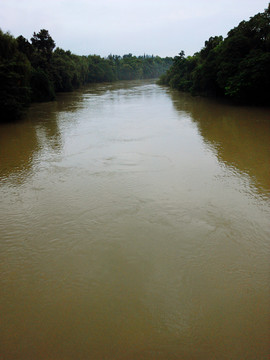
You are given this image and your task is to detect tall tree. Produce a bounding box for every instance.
[31,29,55,61]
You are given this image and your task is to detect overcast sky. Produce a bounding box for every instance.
[0,0,268,57]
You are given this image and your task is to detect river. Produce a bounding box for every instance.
[0,80,269,359]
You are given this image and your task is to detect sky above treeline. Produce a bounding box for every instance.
[0,0,268,57]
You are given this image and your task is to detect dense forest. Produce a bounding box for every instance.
[159,5,270,105]
[0,29,172,121]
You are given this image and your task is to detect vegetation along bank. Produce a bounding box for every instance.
[158,4,270,106]
[0,29,172,122]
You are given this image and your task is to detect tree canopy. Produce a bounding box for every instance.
[159,4,270,105]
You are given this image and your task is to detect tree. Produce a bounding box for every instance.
[31,29,55,61]
[0,30,31,121]
[16,35,33,60]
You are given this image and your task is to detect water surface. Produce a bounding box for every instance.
[1,80,269,359]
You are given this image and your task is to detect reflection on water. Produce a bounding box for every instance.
[0,80,269,360]
[0,101,63,184]
[169,89,270,196]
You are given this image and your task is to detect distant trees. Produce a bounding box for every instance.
[51,48,88,92]
[0,28,172,121]
[104,53,172,81]
[159,5,270,105]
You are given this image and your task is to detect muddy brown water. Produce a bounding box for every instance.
[1,80,269,359]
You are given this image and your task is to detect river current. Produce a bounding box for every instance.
[0,80,269,359]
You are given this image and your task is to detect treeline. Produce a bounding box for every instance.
[0,29,172,121]
[159,5,270,105]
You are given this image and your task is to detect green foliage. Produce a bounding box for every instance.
[30,67,55,102]
[106,53,172,81]
[17,35,33,59]
[224,49,270,104]
[87,55,117,82]
[51,48,88,92]
[0,29,31,121]
[0,28,172,121]
[160,5,270,105]
[31,29,55,61]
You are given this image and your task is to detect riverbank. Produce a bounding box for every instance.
[0,29,172,122]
